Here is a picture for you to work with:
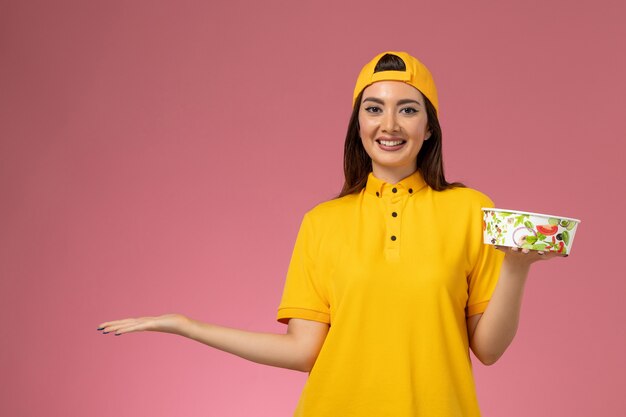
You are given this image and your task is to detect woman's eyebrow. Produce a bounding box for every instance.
[362,97,422,106]
[397,99,422,106]
[362,97,385,104]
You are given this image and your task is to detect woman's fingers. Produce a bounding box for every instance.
[98,317,151,335]
[98,318,137,329]
[494,245,566,267]
[98,314,187,335]
[110,321,149,335]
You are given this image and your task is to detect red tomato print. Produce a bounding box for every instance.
[537,225,558,236]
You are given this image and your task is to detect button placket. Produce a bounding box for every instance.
[384,190,403,259]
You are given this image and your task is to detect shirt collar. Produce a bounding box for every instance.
[365,170,427,198]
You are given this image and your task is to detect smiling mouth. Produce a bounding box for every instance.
[376,139,406,146]
[375,139,407,152]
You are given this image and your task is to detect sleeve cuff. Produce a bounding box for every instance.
[467,300,489,317]
[277,307,331,325]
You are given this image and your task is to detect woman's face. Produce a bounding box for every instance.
[358,81,430,181]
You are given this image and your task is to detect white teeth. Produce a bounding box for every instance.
[379,140,405,146]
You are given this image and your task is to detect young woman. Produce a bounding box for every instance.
[99,51,559,416]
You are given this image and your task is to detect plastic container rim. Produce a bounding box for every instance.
[481,208,581,223]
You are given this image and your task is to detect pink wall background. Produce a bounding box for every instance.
[1,1,624,416]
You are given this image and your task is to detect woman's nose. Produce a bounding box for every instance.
[382,112,399,132]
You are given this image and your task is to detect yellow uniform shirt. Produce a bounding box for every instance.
[277,170,504,417]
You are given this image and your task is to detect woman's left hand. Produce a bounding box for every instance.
[495,245,564,266]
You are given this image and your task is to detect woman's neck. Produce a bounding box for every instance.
[371,164,417,185]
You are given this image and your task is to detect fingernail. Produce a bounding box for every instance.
[97,327,104,331]
[114,333,121,336]
[103,331,109,334]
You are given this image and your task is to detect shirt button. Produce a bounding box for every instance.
[392,212,397,217]
[391,235,397,241]
[408,188,413,193]
[376,191,380,197]
[392,188,397,193]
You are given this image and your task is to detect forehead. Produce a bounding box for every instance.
[361,80,425,103]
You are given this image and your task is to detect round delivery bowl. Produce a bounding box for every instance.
[482,208,581,256]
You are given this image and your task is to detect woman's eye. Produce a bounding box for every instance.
[365,106,382,113]
[400,107,418,114]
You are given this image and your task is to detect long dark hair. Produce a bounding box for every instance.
[337,54,464,198]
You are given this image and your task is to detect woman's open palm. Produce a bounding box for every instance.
[98,313,189,336]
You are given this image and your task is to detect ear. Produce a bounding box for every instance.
[425,130,432,140]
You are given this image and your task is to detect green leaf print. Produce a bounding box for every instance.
[525,236,538,244]
[562,230,570,245]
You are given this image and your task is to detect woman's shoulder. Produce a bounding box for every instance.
[435,185,496,209]
[293,194,358,236]
[305,193,359,221]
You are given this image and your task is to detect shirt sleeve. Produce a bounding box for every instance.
[466,195,505,317]
[277,212,331,325]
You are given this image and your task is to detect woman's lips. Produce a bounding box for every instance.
[376,139,406,151]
